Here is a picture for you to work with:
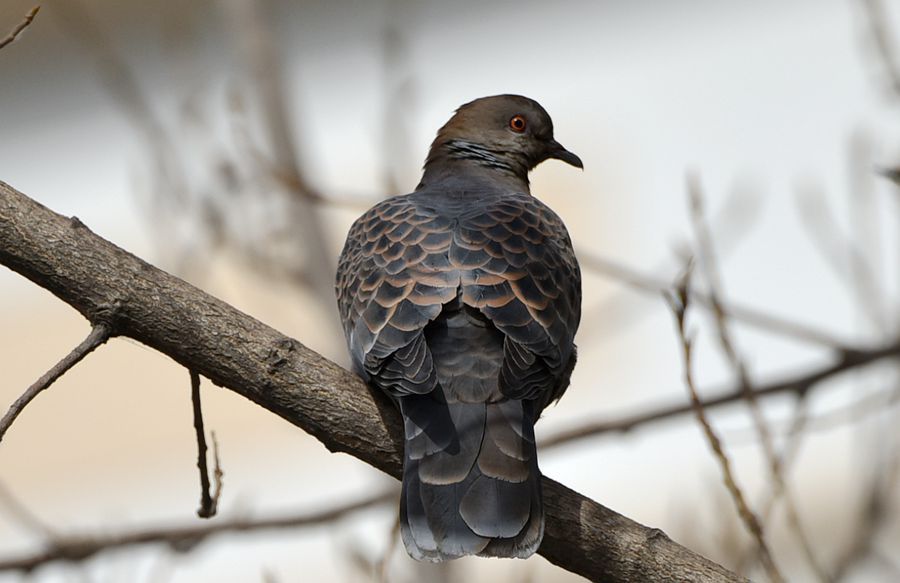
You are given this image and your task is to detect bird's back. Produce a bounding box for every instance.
[336,186,579,560]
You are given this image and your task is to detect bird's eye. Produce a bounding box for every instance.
[509,115,527,133]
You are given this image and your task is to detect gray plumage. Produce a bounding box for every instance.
[336,95,582,561]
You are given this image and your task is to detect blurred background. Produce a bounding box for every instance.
[1,0,899,581]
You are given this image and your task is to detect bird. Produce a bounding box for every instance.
[335,94,582,561]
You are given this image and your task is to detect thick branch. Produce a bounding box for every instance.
[0,181,743,582]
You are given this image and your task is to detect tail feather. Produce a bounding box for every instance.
[399,396,542,561]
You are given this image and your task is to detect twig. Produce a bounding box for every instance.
[831,464,892,580]
[210,431,223,512]
[0,489,396,572]
[666,266,784,583]
[0,6,39,51]
[0,481,54,538]
[795,187,887,332]
[728,385,900,445]
[859,0,900,99]
[688,175,828,581]
[377,511,401,583]
[223,0,338,314]
[540,339,900,450]
[879,166,900,186]
[579,251,849,349]
[190,371,219,518]
[0,324,110,442]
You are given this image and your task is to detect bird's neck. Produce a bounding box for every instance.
[418,138,531,193]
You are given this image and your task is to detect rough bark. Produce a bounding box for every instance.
[0,181,745,582]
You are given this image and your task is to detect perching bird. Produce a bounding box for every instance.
[336,95,582,561]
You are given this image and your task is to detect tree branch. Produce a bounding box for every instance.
[0,323,110,442]
[0,181,744,582]
[0,5,39,51]
[666,265,783,583]
[539,340,900,451]
[0,489,397,571]
[190,371,220,518]
[578,251,850,349]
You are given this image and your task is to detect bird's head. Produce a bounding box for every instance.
[421,95,582,189]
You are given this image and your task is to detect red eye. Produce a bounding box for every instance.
[509,115,527,133]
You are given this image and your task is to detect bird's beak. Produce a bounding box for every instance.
[546,139,584,169]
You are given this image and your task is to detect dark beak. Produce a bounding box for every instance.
[546,139,584,169]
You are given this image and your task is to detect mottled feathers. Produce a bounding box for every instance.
[335,94,582,561]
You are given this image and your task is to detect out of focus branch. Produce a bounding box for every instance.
[689,176,829,581]
[0,182,746,581]
[541,339,900,450]
[860,0,900,98]
[579,252,849,349]
[0,5,39,51]
[666,267,784,583]
[0,489,397,572]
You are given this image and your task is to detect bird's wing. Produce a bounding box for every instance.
[454,193,581,409]
[336,194,459,396]
[337,191,580,407]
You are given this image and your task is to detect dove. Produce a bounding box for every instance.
[336,94,582,561]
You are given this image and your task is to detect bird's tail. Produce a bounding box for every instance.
[398,395,543,561]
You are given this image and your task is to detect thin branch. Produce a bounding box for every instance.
[0,181,747,581]
[223,0,338,313]
[728,384,900,445]
[210,431,223,512]
[859,0,900,99]
[540,339,900,450]
[0,489,396,572]
[0,481,55,538]
[0,5,39,51]
[377,513,401,583]
[795,187,887,332]
[579,251,850,349]
[0,324,110,442]
[666,267,784,583]
[688,176,828,581]
[190,371,218,518]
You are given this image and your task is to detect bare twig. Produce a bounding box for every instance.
[666,266,784,583]
[223,0,338,314]
[729,385,900,445]
[0,324,110,442]
[831,462,894,579]
[540,339,900,450]
[210,431,223,512]
[859,0,900,99]
[688,176,828,581]
[190,371,218,518]
[0,5,39,51]
[880,166,900,186]
[377,512,401,583]
[579,252,849,349]
[0,489,396,572]
[0,481,54,538]
[795,187,887,331]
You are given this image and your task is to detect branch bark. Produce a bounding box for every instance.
[0,181,745,582]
